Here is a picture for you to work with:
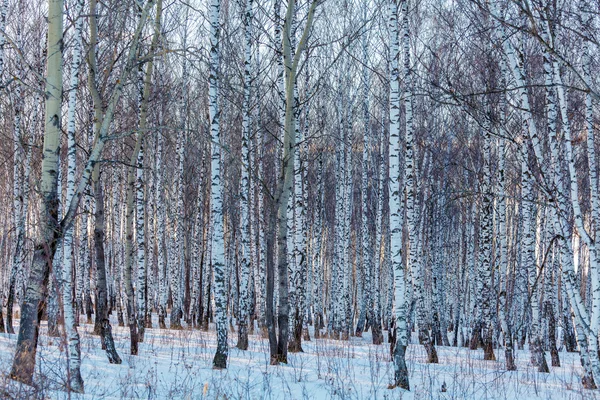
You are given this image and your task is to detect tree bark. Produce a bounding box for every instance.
[93,175,122,364]
[10,0,63,384]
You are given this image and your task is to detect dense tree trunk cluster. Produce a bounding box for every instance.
[2,0,600,393]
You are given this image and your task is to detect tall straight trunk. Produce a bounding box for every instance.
[479,129,496,362]
[371,116,385,346]
[10,0,64,384]
[356,9,371,337]
[191,161,204,326]
[311,157,325,338]
[145,140,155,329]
[0,0,6,82]
[264,0,283,357]
[171,43,186,328]
[7,11,23,335]
[497,140,515,369]
[59,0,86,389]
[108,149,121,327]
[300,86,310,342]
[331,86,347,340]
[236,0,254,351]
[255,178,266,334]
[123,70,140,355]
[340,93,353,341]
[289,69,307,350]
[495,50,516,369]
[135,125,147,341]
[78,195,89,319]
[48,51,65,336]
[209,0,228,369]
[156,127,167,329]
[254,93,267,335]
[389,0,409,389]
[581,9,600,376]
[265,183,278,357]
[93,175,121,364]
[545,247,560,367]
[201,155,213,331]
[46,68,63,338]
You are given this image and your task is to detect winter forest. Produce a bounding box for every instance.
[2,0,600,398]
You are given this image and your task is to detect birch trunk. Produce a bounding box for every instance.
[208,0,228,369]
[7,11,23,335]
[371,117,385,346]
[171,38,187,328]
[236,0,254,351]
[10,0,64,383]
[135,123,146,341]
[479,129,496,362]
[356,9,371,337]
[60,0,86,389]
[389,0,409,388]
[156,127,168,328]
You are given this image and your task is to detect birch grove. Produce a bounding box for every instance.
[3,0,600,395]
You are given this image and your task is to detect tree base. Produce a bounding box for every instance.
[426,343,439,363]
[93,321,102,336]
[372,324,383,345]
[302,327,310,342]
[276,353,288,364]
[550,349,560,367]
[537,355,550,373]
[391,344,410,390]
[102,321,121,364]
[170,322,183,330]
[483,343,496,361]
[260,326,269,339]
[582,373,597,389]
[213,352,227,369]
[288,340,303,353]
[505,349,517,371]
[236,327,248,350]
[67,372,85,394]
[9,371,34,388]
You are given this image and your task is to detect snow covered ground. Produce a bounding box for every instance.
[0,318,598,399]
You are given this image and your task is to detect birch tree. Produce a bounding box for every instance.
[389,0,409,389]
[7,3,23,335]
[59,0,86,389]
[236,0,254,351]
[10,0,64,383]
[271,0,318,364]
[208,0,228,369]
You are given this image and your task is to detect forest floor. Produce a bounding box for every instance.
[0,316,597,399]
